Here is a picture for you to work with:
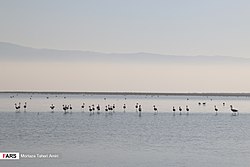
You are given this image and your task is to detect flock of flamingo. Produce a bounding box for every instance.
[14,99,239,116]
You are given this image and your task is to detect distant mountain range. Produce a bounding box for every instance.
[1,42,250,64]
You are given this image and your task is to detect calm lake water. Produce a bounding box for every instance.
[1,93,250,167]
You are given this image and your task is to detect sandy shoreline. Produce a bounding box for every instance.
[1,91,250,97]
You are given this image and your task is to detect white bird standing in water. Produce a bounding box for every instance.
[105,105,108,116]
[89,106,93,116]
[97,104,101,114]
[112,104,115,113]
[179,106,182,115]
[69,104,73,114]
[185,105,189,115]
[172,106,176,116]
[135,103,139,112]
[138,105,142,117]
[153,105,158,115]
[23,102,27,112]
[214,105,218,115]
[15,102,21,113]
[230,105,239,116]
[63,105,69,114]
[123,104,126,112]
[92,104,95,114]
[50,104,55,113]
[81,103,85,112]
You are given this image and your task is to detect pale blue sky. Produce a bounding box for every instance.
[1,0,250,57]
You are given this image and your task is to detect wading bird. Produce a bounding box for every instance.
[179,106,182,115]
[92,104,95,114]
[214,105,218,115]
[105,105,108,116]
[135,103,139,112]
[63,105,69,114]
[69,104,72,114]
[123,104,126,112]
[112,104,115,112]
[173,106,176,116]
[14,102,21,113]
[186,105,189,115]
[81,103,85,112]
[230,105,239,116]
[138,105,142,117]
[50,104,55,113]
[23,102,27,112]
[89,106,93,116]
[97,104,100,114]
[153,105,158,115]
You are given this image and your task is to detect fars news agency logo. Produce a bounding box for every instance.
[0,152,19,160]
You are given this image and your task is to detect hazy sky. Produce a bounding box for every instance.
[1,0,250,57]
[1,0,250,92]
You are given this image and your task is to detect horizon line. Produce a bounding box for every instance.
[1,91,250,97]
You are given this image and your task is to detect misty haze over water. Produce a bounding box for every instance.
[1,42,250,92]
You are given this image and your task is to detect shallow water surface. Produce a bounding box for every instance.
[0,93,250,167]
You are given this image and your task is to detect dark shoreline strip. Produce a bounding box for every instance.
[1,91,250,97]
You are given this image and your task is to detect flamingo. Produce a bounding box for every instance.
[186,105,189,115]
[172,106,176,116]
[230,105,239,116]
[14,103,21,113]
[179,106,182,115]
[109,105,113,114]
[62,105,66,114]
[69,104,72,114]
[23,102,27,112]
[81,103,85,112]
[88,106,93,116]
[18,102,21,112]
[153,105,158,115]
[135,103,139,112]
[214,105,218,115]
[97,104,100,114]
[107,105,110,114]
[50,104,55,113]
[105,105,108,114]
[138,105,142,117]
[92,104,95,114]
[14,103,17,112]
[112,104,115,113]
[63,105,69,114]
[123,104,126,112]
